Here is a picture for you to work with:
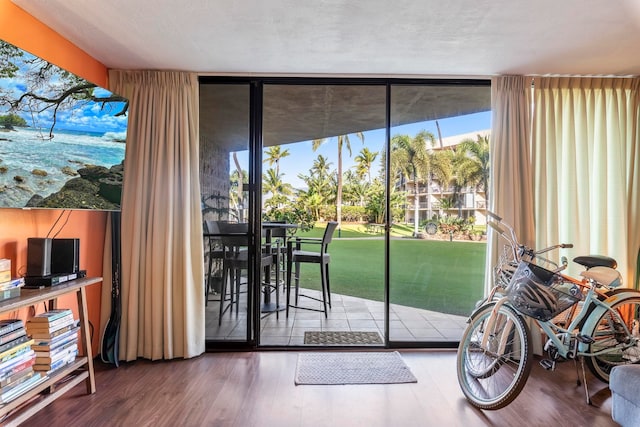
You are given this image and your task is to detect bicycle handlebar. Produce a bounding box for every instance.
[486,211,502,222]
[487,221,506,235]
[488,211,573,272]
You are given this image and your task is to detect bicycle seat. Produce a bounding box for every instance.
[573,255,617,269]
[580,266,623,288]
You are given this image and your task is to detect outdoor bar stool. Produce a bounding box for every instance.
[204,220,224,307]
[218,222,277,324]
[286,221,338,318]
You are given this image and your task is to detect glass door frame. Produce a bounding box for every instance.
[201,76,491,350]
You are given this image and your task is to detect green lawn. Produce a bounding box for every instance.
[291,224,486,316]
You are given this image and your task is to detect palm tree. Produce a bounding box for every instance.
[342,169,369,207]
[354,147,379,183]
[312,132,364,228]
[229,167,248,221]
[429,149,454,195]
[263,145,290,176]
[390,130,436,235]
[262,167,293,210]
[310,154,332,181]
[457,134,490,202]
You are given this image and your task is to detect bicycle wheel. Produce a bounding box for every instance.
[585,295,640,382]
[456,302,532,410]
[425,222,438,235]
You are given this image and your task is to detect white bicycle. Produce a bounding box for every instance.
[456,211,640,409]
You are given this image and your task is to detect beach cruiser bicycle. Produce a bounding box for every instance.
[456,211,640,409]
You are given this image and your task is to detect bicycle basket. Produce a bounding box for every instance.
[494,245,518,288]
[506,261,583,321]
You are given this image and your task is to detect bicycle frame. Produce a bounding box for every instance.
[505,280,638,359]
[459,211,640,410]
[479,211,637,361]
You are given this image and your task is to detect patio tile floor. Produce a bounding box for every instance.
[205,288,468,346]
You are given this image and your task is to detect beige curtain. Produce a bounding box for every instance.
[487,76,535,292]
[489,76,541,354]
[532,77,640,286]
[108,71,205,360]
[99,214,113,350]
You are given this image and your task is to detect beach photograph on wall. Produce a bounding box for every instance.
[0,40,128,210]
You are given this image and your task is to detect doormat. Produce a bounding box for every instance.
[295,351,418,385]
[304,331,383,345]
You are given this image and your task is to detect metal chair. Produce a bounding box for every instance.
[286,221,338,318]
[204,220,225,306]
[217,222,275,324]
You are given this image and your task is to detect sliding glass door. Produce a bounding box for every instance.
[200,78,491,348]
[259,83,387,346]
[388,83,490,345]
[200,83,253,344]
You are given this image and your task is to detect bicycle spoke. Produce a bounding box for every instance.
[457,303,532,409]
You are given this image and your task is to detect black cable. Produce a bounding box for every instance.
[45,209,66,238]
[51,210,73,239]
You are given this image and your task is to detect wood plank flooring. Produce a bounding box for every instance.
[21,351,618,427]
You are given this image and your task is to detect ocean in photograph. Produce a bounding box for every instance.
[0,128,126,209]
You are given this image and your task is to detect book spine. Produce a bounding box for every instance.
[0,373,45,403]
[0,329,27,347]
[27,314,74,331]
[0,344,34,363]
[28,309,73,323]
[0,335,29,354]
[0,259,10,271]
[0,350,35,373]
[28,328,71,340]
[31,326,79,345]
[35,344,77,364]
[0,270,10,283]
[34,351,76,372]
[0,359,35,384]
[0,366,33,388]
[0,371,35,392]
[0,277,24,290]
[0,320,24,337]
[33,334,78,353]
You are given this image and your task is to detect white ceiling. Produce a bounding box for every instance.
[11,0,640,76]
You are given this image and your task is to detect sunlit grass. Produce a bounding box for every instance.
[289,222,486,316]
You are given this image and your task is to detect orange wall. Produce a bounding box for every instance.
[0,3,110,355]
[0,2,108,87]
[0,210,107,354]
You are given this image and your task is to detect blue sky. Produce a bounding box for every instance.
[260,110,492,189]
[0,41,128,135]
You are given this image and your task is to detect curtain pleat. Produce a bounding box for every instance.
[108,70,205,360]
[489,76,541,354]
[532,77,640,286]
[487,76,535,288]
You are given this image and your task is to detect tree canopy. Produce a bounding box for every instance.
[0,113,26,129]
[0,40,127,138]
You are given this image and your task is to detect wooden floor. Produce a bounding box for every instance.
[22,351,618,427]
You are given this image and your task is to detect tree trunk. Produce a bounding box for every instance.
[337,146,343,228]
[233,152,244,222]
[413,178,419,235]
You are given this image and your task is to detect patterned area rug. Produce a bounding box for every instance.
[295,351,418,385]
[304,331,383,345]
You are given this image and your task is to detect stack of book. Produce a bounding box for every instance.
[0,259,23,302]
[26,310,79,375]
[0,319,46,404]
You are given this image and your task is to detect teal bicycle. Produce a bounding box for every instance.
[456,212,640,409]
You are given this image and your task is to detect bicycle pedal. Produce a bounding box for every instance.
[540,359,556,370]
[577,334,594,344]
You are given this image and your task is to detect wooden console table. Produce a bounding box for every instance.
[0,277,101,426]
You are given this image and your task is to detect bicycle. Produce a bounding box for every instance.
[456,211,640,410]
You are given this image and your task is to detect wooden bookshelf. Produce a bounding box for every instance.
[0,277,100,426]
